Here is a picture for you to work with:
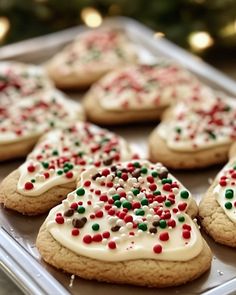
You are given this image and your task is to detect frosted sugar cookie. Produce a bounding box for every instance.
[84,62,199,125]
[36,160,212,287]
[0,89,84,161]
[0,122,133,215]
[199,147,236,247]
[46,29,137,89]
[149,88,236,169]
[0,61,52,105]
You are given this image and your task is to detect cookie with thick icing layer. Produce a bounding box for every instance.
[0,89,84,161]
[83,62,199,125]
[149,87,236,169]
[36,160,212,287]
[0,61,52,105]
[46,29,137,89]
[0,122,133,215]
[199,148,236,247]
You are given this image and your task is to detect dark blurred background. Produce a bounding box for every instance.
[0,0,236,78]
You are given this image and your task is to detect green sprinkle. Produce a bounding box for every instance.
[175,127,182,134]
[180,190,189,199]
[138,223,147,231]
[42,162,49,169]
[178,216,185,222]
[31,179,35,183]
[151,171,158,177]
[233,165,236,170]
[75,141,80,146]
[165,200,172,207]
[76,188,85,196]
[77,151,84,157]
[52,150,58,156]
[92,223,100,231]
[114,200,121,208]
[161,178,172,184]
[57,170,63,175]
[132,188,140,196]
[49,121,55,127]
[122,201,132,210]
[135,209,145,216]
[141,198,149,206]
[159,219,167,228]
[63,167,69,173]
[133,162,141,168]
[225,189,234,199]
[77,206,85,214]
[154,190,161,195]
[112,194,120,201]
[116,171,122,177]
[141,167,148,174]
[225,202,232,209]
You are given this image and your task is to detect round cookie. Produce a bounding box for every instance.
[0,61,52,105]
[149,87,236,169]
[199,154,236,247]
[0,89,84,161]
[0,122,133,215]
[46,29,137,89]
[83,62,199,125]
[36,160,212,287]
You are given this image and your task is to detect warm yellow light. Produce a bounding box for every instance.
[220,20,236,37]
[154,32,165,38]
[81,7,102,28]
[0,17,10,41]
[188,31,214,51]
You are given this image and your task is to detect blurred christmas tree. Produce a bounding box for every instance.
[0,0,236,59]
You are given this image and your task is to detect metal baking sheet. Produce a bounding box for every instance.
[1,17,236,295]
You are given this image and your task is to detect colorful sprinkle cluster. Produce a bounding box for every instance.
[217,162,236,213]
[52,161,196,255]
[0,91,79,144]
[159,94,236,150]
[0,62,50,104]
[95,63,196,110]
[58,29,135,72]
[19,122,131,193]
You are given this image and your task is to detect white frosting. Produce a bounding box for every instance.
[157,88,236,151]
[46,161,203,262]
[92,63,198,111]
[213,158,236,223]
[17,123,132,196]
[49,29,137,76]
[0,89,83,145]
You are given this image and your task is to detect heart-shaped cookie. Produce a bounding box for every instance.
[36,160,212,287]
[149,87,236,169]
[46,29,137,89]
[199,143,236,247]
[0,122,133,215]
[0,89,84,161]
[84,62,201,125]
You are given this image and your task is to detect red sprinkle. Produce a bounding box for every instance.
[159,232,169,241]
[102,231,110,239]
[108,241,116,249]
[95,210,104,218]
[178,202,187,211]
[70,202,78,210]
[182,230,191,239]
[163,183,172,191]
[55,216,64,224]
[84,180,91,187]
[102,169,110,176]
[153,244,162,254]
[24,182,34,190]
[92,234,103,242]
[71,228,80,236]
[66,171,73,179]
[83,235,92,244]
[27,165,35,173]
[182,224,192,231]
